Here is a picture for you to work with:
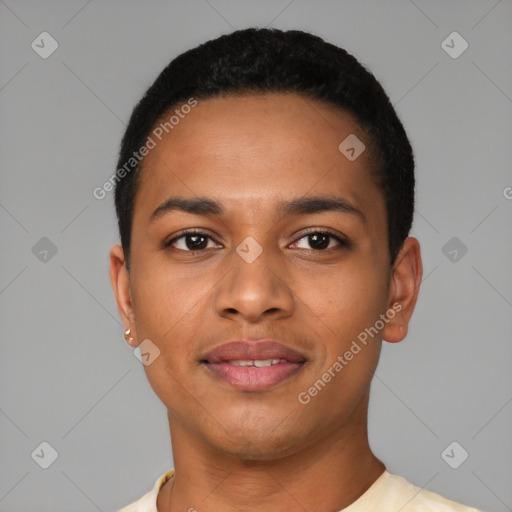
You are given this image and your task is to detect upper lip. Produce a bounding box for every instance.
[202,340,306,363]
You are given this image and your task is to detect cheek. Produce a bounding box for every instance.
[297,269,385,409]
[300,263,387,339]
[132,272,204,407]
[130,259,205,337]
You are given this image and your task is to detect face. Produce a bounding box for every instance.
[110,93,421,461]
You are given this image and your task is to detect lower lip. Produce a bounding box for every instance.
[204,361,304,391]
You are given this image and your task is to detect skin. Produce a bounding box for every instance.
[110,93,422,512]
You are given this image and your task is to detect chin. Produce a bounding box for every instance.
[209,417,307,462]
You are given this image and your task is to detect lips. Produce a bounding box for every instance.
[203,340,306,364]
[202,340,306,391]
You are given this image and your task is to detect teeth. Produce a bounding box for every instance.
[229,359,286,367]
[230,360,255,367]
[254,359,275,367]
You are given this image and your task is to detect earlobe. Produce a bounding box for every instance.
[109,244,138,345]
[382,237,423,343]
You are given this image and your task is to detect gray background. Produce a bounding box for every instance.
[0,0,511,511]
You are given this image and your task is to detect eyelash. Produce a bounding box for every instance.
[163,228,350,253]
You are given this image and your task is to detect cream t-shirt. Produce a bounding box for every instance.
[117,468,483,512]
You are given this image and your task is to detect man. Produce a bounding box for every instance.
[110,28,482,511]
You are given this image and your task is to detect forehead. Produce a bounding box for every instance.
[134,93,381,220]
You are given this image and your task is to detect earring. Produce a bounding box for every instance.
[124,328,134,343]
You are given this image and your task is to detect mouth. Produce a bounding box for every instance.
[201,340,307,392]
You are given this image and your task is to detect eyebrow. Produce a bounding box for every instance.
[149,195,367,224]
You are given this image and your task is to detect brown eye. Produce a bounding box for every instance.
[293,230,349,251]
[164,230,220,252]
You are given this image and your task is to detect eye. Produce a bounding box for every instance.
[164,229,349,253]
[164,230,221,252]
[292,229,349,251]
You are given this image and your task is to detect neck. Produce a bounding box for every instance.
[157,397,385,512]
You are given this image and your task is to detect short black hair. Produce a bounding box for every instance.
[114,27,414,271]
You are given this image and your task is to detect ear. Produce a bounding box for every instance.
[109,244,138,347]
[382,237,423,343]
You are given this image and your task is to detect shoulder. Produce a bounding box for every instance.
[343,471,484,512]
[117,468,175,512]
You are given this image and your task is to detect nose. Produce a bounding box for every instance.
[213,243,295,324]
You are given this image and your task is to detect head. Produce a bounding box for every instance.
[110,28,422,461]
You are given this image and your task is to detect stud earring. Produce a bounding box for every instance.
[124,328,134,343]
